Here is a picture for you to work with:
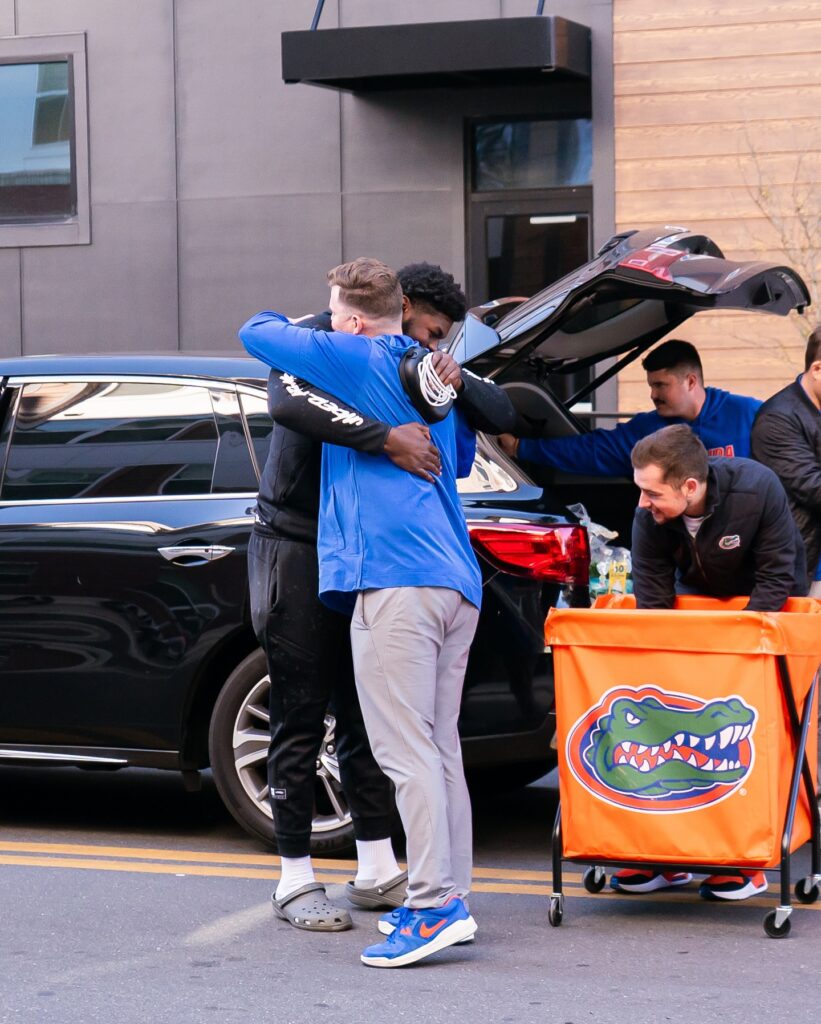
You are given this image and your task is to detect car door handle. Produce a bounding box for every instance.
[157,545,236,565]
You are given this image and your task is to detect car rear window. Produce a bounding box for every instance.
[0,380,220,501]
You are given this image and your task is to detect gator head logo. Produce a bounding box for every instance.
[566,685,758,813]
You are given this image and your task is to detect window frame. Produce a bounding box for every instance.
[0,32,90,247]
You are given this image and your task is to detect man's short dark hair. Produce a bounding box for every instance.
[804,326,821,371]
[631,424,709,486]
[397,263,467,323]
[327,257,403,320]
[641,339,704,383]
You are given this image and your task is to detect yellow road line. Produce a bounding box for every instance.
[0,840,344,868]
[0,853,563,893]
[0,841,559,882]
[0,842,817,911]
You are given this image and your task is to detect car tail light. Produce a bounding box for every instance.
[468,523,589,584]
[617,244,681,283]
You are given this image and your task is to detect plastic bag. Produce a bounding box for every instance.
[566,503,632,596]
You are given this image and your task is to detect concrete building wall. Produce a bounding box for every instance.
[613,0,821,411]
[1,0,614,357]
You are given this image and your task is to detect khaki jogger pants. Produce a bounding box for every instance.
[350,586,479,908]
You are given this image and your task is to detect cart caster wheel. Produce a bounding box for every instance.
[548,895,564,927]
[794,878,820,904]
[583,867,606,894]
[763,911,791,938]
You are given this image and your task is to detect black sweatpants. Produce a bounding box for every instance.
[248,530,394,857]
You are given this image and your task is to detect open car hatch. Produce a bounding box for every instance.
[450,226,810,386]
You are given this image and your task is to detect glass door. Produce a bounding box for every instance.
[478,204,591,301]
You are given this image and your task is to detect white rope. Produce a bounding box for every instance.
[417,353,457,408]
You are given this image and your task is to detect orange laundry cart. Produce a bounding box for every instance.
[545,595,821,938]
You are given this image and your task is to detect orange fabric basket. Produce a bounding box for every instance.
[545,596,821,869]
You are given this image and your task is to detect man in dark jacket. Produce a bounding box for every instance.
[610,424,806,902]
[751,326,821,597]
[249,264,518,933]
[630,425,805,613]
[751,326,821,795]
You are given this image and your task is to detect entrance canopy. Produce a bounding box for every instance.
[281,16,591,92]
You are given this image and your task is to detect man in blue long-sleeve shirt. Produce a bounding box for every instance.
[240,258,481,968]
[499,340,761,476]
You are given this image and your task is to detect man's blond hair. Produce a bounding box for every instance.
[327,258,403,320]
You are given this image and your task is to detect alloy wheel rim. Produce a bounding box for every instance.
[231,674,353,835]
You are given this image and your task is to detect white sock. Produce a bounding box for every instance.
[276,856,315,901]
[355,838,400,886]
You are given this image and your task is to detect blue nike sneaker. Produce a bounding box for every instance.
[361,898,477,968]
[377,906,475,943]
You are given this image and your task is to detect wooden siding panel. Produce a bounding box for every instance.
[615,20,821,63]
[616,119,821,161]
[617,153,815,192]
[614,2,821,33]
[618,184,813,222]
[616,53,820,96]
[613,0,820,405]
[615,87,821,129]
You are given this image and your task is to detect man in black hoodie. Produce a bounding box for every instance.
[250,264,518,932]
[610,424,805,902]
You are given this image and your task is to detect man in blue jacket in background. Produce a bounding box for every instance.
[498,339,761,474]
[240,258,482,968]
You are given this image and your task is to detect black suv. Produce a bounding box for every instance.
[0,355,586,851]
[0,226,808,851]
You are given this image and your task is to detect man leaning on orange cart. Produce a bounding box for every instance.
[609,424,807,901]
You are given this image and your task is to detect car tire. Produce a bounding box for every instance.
[208,648,356,854]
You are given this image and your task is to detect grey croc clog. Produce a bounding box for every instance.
[345,870,408,910]
[271,882,353,931]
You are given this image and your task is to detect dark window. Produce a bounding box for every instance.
[486,212,590,299]
[0,60,75,222]
[472,119,592,192]
[238,391,274,474]
[1,381,220,501]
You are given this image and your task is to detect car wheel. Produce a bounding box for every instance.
[208,648,356,853]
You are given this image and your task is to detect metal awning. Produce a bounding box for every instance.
[281,16,591,92]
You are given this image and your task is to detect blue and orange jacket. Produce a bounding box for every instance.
[518,387,762,477]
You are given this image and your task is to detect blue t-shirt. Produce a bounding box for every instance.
[239,311,482,612]
[518,387,762,477]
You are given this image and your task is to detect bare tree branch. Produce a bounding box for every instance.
[741,127,820,353]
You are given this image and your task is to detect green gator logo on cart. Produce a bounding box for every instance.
[565,685,758,813]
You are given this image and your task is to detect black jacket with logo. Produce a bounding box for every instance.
[631,457,806,611]
[751,378,821,587]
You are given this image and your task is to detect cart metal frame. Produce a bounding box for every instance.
[549,662,820,938]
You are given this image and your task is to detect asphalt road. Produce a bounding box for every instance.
[0,766,818,1024]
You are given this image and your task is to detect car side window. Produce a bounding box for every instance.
[238,391,273,474]
[0,380,220,501]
